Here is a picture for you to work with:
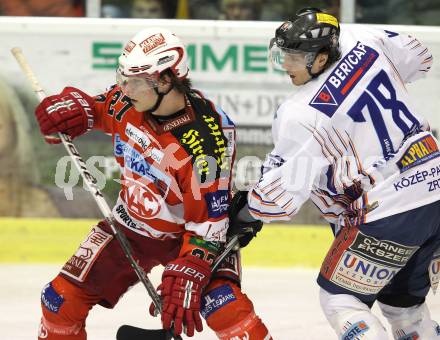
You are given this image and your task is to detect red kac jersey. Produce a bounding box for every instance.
[93,86,235,241]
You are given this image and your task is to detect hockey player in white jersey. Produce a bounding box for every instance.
[227,7,440,340]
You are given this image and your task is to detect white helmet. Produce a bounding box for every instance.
[118,27,189,79]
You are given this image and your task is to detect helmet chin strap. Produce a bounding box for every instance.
[144,82,174,115]
[300,62,320,85]
[306,60,326,79]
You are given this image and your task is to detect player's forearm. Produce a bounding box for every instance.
[247,186,299,223]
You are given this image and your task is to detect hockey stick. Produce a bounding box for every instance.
[116,235,240,340]
[10,47,182,340]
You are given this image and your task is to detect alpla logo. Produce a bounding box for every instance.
[397,134,440,172]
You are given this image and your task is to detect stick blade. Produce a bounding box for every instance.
[116,325,172,340]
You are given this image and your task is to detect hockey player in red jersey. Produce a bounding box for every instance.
[35,27,271,340]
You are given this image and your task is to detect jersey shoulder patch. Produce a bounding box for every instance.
[170,94,229,183]
[309,41,379,117]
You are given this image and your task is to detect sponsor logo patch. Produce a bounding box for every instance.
[148,147,164,164]
[114,135,171,193]
[215,251,242,283]
[125,122,151,150]
[163,113,193,132]
[61,226,112,282]
[204,190,229,218]
[309,42,379,117]
[124,125,164,164]
[166,101,229,183]
[320,228,418,295]
[342,321,369,340]
[124,40,136,53]
[157,55,175,66]
[115,204,139,230]
[113,201,177,239]
[180,128,210,176]
[140,33,166,54]
[331,251,397,295]
[124,178,162,219]
[429,249,440,294]
[279,21,292,32]
[201,284,236,319]
[189,236,220,253]
[397,331,420,340]
[41,282,64,313]
[223,128,235,157]
[202,115,228,171]
[349,232,418,267]
[397,135,440,173]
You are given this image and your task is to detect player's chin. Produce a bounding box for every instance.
[289,75,299,85]
[131,100,146,112]
[289,74,306,86]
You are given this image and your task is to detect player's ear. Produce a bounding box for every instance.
[157,71,172,91]
[315,52,329,70]
[158,72,170,85]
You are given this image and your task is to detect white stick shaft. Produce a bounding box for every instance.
[11,47,47,102]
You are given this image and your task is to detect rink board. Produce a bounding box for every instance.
[0,17,439,130]
[0,217,333,267]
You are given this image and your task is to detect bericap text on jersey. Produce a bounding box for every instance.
[328,42,368,89]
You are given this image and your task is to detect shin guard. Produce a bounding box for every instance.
[320,288,388,339]
[202,279,272,340]
[38,275,99,339]
[378,301,440,339]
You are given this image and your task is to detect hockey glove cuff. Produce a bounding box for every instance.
[159,256,212,336]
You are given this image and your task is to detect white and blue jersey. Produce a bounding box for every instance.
[248,25,435,227]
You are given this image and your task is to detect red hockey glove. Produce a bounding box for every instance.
[154,256,211,336]
[35,87,94,144]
